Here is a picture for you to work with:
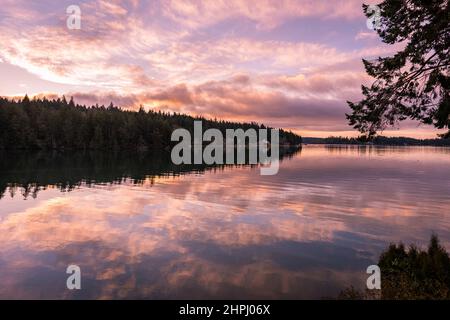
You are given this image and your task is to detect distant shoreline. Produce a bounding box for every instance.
[303,143,450,147]
[302,136,450,147]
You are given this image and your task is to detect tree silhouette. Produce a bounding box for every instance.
[347,0,450,138]
[339,234,450,300]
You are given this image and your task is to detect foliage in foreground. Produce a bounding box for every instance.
[339,235,450,299]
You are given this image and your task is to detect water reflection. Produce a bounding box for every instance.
[0,145,449,299]
[0,147,300,199]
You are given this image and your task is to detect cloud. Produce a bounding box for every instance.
[161,0,369,30]
[144,38,353,83]
[19,69,358,132]
[0,0,428,136]
[0,0,380,90]
[355,30,379,41]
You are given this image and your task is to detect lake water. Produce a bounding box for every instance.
[1,145,449,299]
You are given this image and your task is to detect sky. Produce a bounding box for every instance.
[0,0,444,138]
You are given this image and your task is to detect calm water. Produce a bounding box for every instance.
[1,145,449,299]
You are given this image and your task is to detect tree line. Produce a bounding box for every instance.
[303,136,450,146]
[0,96,302,150]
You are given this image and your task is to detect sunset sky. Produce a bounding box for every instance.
[0,0,444,138]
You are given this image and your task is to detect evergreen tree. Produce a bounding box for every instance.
[0,96,302,150]
[347,0,450,138]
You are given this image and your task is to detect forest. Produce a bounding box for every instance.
[0,95,302,150]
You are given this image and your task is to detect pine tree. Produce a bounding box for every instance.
[347,0,450,138]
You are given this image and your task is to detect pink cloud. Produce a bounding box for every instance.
[161,0,370,30]
[0,0,438,137]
